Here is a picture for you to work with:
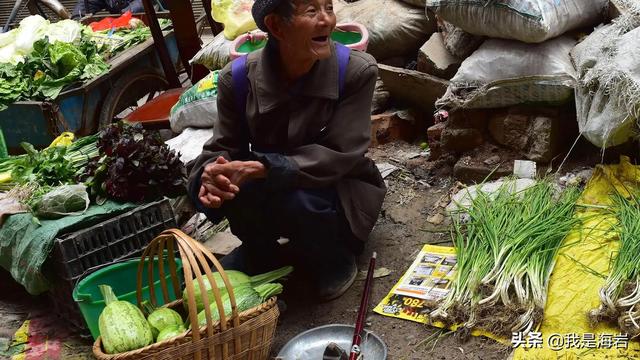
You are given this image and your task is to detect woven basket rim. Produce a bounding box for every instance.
[92,297,278,359]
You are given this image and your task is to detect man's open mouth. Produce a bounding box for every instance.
[312,36,329,43]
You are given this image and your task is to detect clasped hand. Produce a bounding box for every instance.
[198,156,266,208]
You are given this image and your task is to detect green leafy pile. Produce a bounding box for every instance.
[0,35,108,111]
[82,123,186,203]
[92,19,172,59]
[0,135,99,209]
[0,135,98,188]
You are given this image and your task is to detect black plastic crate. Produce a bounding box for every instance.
[52,199,176,282]
[46,199,177,333]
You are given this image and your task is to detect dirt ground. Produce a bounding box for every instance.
[0,140,603,360]
[270,142,512,360]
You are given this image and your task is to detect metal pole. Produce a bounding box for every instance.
[3,0,25,33]
[140,0,181,88]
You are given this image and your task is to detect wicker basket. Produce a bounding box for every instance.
[92,229,280,360]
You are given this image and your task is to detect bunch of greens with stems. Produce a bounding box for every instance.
[0,134,99,207]
[430,179,581,337]
[589,190,640,337]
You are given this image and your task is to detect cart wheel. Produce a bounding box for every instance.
[99,68,171,129]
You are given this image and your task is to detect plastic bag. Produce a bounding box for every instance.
[437,36,577,109]
[334,0,436,60]
[190,32,233,71]
[211,0,257,40]
[427,0,608,43]
[170,71,219,133]
[35,184,90,219]
[165,128,214,164]
[571,6,640,149]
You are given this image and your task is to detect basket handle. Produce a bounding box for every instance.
[135,228,243,359]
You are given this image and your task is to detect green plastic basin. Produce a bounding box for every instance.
[73,257,183,340]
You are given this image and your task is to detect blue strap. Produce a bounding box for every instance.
[231,55,249,122]
[335,43,350,97]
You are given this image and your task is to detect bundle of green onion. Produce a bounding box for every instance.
[0,134,99,192]
[431,180,580,336]
[589,192,640,336]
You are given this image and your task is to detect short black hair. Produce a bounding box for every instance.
[271,0,295,24]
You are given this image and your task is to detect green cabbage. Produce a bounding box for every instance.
[14,15,49,55]
[46,20,82,44]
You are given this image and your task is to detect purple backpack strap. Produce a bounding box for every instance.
[335,43,350,97]
[231,55,249,120]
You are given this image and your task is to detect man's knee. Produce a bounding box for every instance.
[278,188,338,218]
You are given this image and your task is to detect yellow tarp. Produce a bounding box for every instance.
[514,156,640,359]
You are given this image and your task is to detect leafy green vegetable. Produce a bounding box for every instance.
[92,19,172,59]
[0,15,164,110]
[0,135,99,201]
[0,35,108,109]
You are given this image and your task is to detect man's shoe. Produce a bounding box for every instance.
[315,256,358,302]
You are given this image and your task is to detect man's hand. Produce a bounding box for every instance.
[199,156,267,208]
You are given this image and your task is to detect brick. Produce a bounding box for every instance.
[453,156,512,184]
[448,108,490,130]
[441,128,483,152]
[427,122,446,143]
[370,112,416,146]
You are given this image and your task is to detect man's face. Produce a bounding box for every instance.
[279,0,337,61]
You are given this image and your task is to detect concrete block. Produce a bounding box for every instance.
[417,32,461,79]
[377,64,449,114]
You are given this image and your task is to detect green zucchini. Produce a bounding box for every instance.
[183,266,292,313]
[156,324,186,343]
[98,285,153,354]
[195,283,283,328]
[142,301,183,340]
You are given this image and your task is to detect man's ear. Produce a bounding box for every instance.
[264,14,285,41]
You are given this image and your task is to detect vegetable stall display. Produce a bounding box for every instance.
[0,14,168,111]
[0,122,185,219]
[430,180,580,336]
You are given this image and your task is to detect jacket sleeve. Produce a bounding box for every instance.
[262,58,378,189]
[186,66,250,210]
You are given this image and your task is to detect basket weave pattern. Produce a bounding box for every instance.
[92,229,280,360]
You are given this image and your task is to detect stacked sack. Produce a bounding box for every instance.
[425,0,640,151]
[428,0,608,110]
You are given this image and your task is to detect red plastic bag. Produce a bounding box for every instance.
[89,11,134,32]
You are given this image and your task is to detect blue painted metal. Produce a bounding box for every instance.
[0,30,179,154]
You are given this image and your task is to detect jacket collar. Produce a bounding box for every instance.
[253,41,340,114]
